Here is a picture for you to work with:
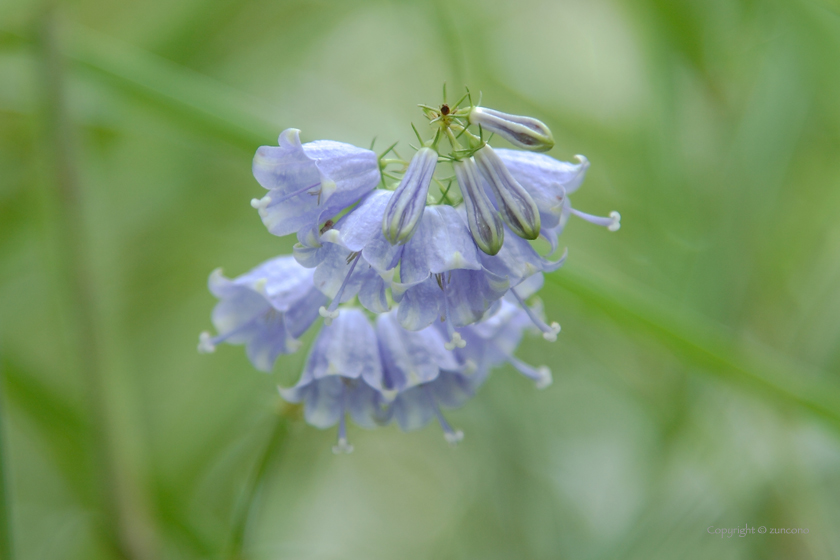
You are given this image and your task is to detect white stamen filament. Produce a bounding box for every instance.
[332,393,354,454]
[198,306,285,353]
[252,181,322,211]
[426,386,464,445]
[197,332,216,353]
[508,355,553,389]
[319,252,362,325]
[510,289,561,342]
[570,208,621,232]
[440,274,467,351]
[445,332,466,351]
[250,196,270,210]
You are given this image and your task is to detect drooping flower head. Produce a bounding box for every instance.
[198,87,623,451]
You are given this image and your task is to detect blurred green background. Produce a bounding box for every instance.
[2,0,840,558]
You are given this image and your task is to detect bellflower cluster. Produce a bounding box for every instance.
[199,88,621,451]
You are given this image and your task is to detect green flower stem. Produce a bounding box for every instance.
[0,21,279,151]
[450,123,481,145]
[546,264,840,430]
[226,405,294,560]
[445,127,463,152]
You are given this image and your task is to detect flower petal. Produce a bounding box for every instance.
[496,149,590,229]
[400,205,481,283]
[320,190,392,252]
[396,278,443,331]
[376,310,458,391]
[444,268,510,328]
[252,129,379,238]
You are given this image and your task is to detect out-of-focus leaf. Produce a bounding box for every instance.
[546,264,840,430]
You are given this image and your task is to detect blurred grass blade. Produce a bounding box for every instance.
[547,264,840,429]
[227,408,292,560]
[0,352,14,560]
[37,10,158,559]
[65,24,281,150]
[1,356,93,503]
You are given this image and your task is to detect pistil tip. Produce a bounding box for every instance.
[444,332,467,351]
[444,430,464,445]
[608,211,621,232]
[250,196,270,211]
[332,437,354,454]
[542,322,561,342]
[319,306,340,322]
[197,332,216,354]
[534,366,553,390]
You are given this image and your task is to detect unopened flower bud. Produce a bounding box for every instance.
[468,107,554,152]
[382,147,437,245]
[474,145,541,240]
[454,158,504,255]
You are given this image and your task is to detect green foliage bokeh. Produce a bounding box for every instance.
[1,0,840,558]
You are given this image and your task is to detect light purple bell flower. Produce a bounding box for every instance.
[375,310,476,443]
[278,308,387,453]
[197,255,327,372]
[494,149,620,238]
[251,129,381,246]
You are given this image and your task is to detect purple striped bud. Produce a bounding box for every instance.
[474,145,541,240]
[453,158,504,255]
[382,147,437,245]
[468,107,554,152]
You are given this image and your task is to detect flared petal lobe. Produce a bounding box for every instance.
[376,310,460,392]
[279,309,385,429]
[399,205,482,283]
[494,149,590,229]
[252,128,380,240]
